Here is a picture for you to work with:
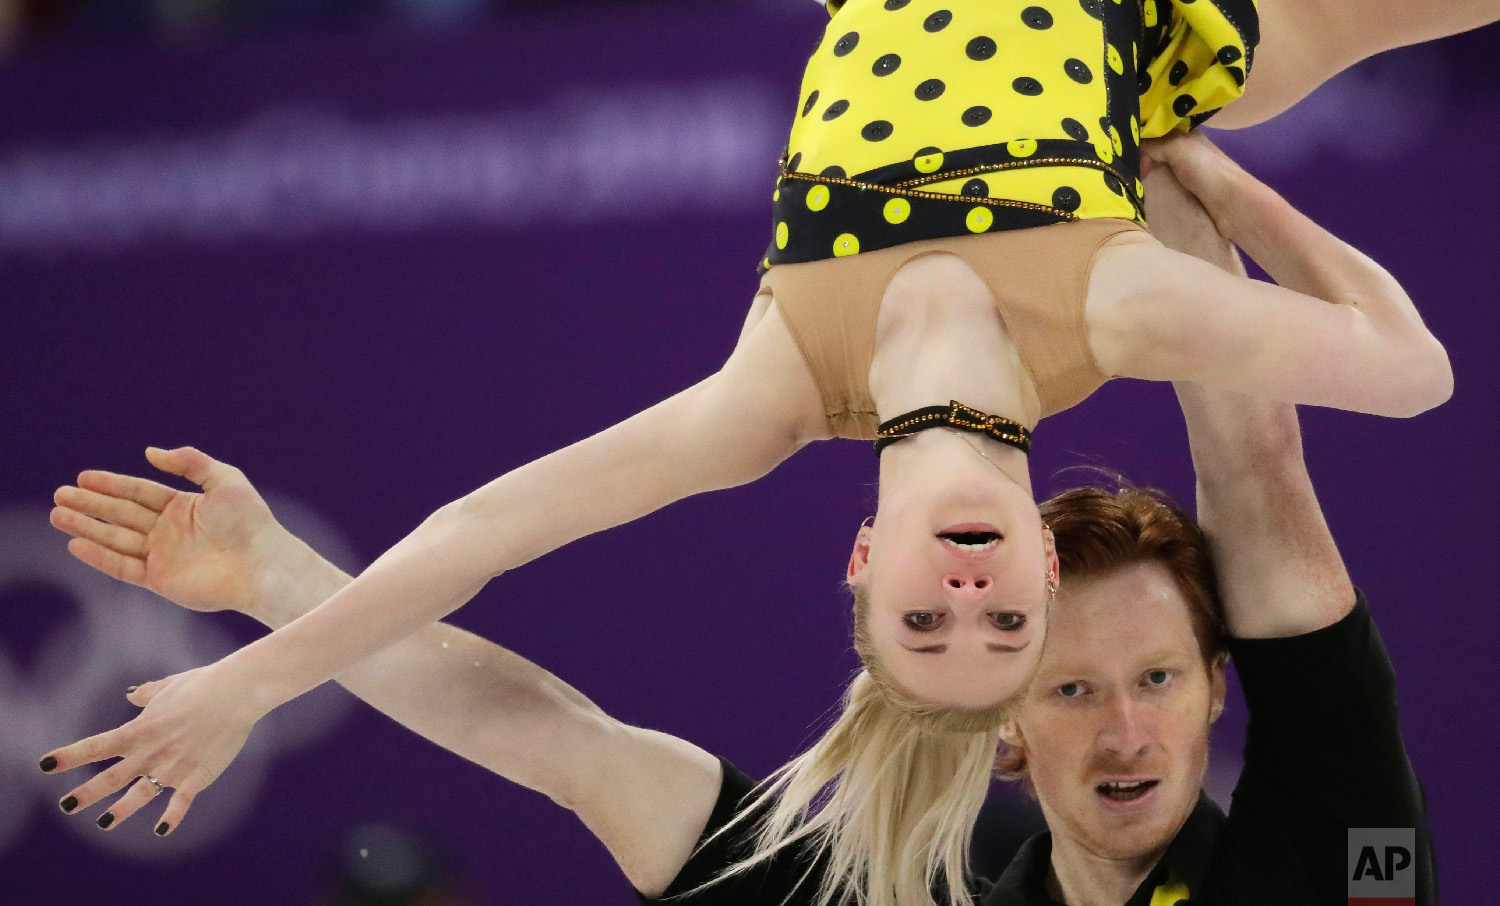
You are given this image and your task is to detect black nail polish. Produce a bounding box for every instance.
[60,796,78,814]
[39,756,57,773]
[125,685,139,694]
[96,812,114,829]
[155,822,170,837]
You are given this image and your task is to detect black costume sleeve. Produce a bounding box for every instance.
[1217,592,1437,904]
[635,758,828,906]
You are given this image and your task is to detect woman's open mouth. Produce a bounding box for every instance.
[937,526,1002,554]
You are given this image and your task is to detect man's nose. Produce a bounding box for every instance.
[1097,692,1155,759]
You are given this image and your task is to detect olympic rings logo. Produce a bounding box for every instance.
[0,493,357,861]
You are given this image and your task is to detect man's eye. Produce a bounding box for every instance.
[989,612,1027,631]
[903,612,942,631]
[1057,682,1085,698]
[1145,670,1172,687]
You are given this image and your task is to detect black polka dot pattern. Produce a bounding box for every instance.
[763,0,1254,272]
[966,36,997,61]
[1013,76,1043,96]
[1021,6,1053,29]
[923,10,952,32]
[914,78,946,100]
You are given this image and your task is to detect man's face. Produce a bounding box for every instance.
[1004,561,1225,862]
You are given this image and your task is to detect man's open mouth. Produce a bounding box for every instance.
[937,531,1001,552]
[1096,780,1160,802]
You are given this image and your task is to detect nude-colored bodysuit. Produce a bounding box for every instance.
[759,217,1151,438]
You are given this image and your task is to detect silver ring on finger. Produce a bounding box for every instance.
[141,775,166,794]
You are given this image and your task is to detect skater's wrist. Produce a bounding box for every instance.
[246,531,353,630]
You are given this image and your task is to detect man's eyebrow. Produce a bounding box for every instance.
[899,641,1031,654]
[1139,649,1188,666]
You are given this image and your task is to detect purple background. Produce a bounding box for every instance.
[2,5,1498,903]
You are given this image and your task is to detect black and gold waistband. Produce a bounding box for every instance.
[763,138,1144,272]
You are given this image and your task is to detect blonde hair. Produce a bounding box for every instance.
[692,584,1018,906]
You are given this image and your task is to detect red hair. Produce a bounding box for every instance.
[996,482,1224,780]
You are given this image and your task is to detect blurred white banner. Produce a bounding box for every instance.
[0,79,784,256]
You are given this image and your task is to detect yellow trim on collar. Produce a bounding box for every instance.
[1148,870,1191,906]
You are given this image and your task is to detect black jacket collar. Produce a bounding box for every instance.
[983,792,1224,906]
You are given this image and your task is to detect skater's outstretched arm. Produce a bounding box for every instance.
[38,294,825,836]
[1159,218,1439,906]
[47,448,722,894]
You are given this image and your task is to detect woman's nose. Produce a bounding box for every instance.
[943,574,992,595]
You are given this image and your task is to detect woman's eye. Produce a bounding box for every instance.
[1145,670,1172,687]
[989,612,1027,631]
[902,612,942,631]
[1057,682,1085,699]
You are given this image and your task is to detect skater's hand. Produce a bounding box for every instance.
[1141,132,1247,227]
[39,661,261,837]
[50,446,288,618]
[1142,157,1235,265]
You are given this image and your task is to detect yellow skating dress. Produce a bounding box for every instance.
[764,0,1258,269]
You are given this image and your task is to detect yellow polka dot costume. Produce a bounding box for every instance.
[765,0,1258,269]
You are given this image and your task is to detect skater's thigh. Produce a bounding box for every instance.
[1212,0,1498,130]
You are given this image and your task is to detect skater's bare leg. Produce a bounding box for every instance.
[1212,0,1500,129]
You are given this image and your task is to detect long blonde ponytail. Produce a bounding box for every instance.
[692,586,1018,906]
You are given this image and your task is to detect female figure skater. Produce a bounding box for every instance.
[38,0,1493,903]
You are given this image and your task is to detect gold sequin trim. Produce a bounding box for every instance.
[781,165,1075,218]
[777,155,1143,220]
[876,401,1032,452]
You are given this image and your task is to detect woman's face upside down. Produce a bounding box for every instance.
[848,466,1056,711]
